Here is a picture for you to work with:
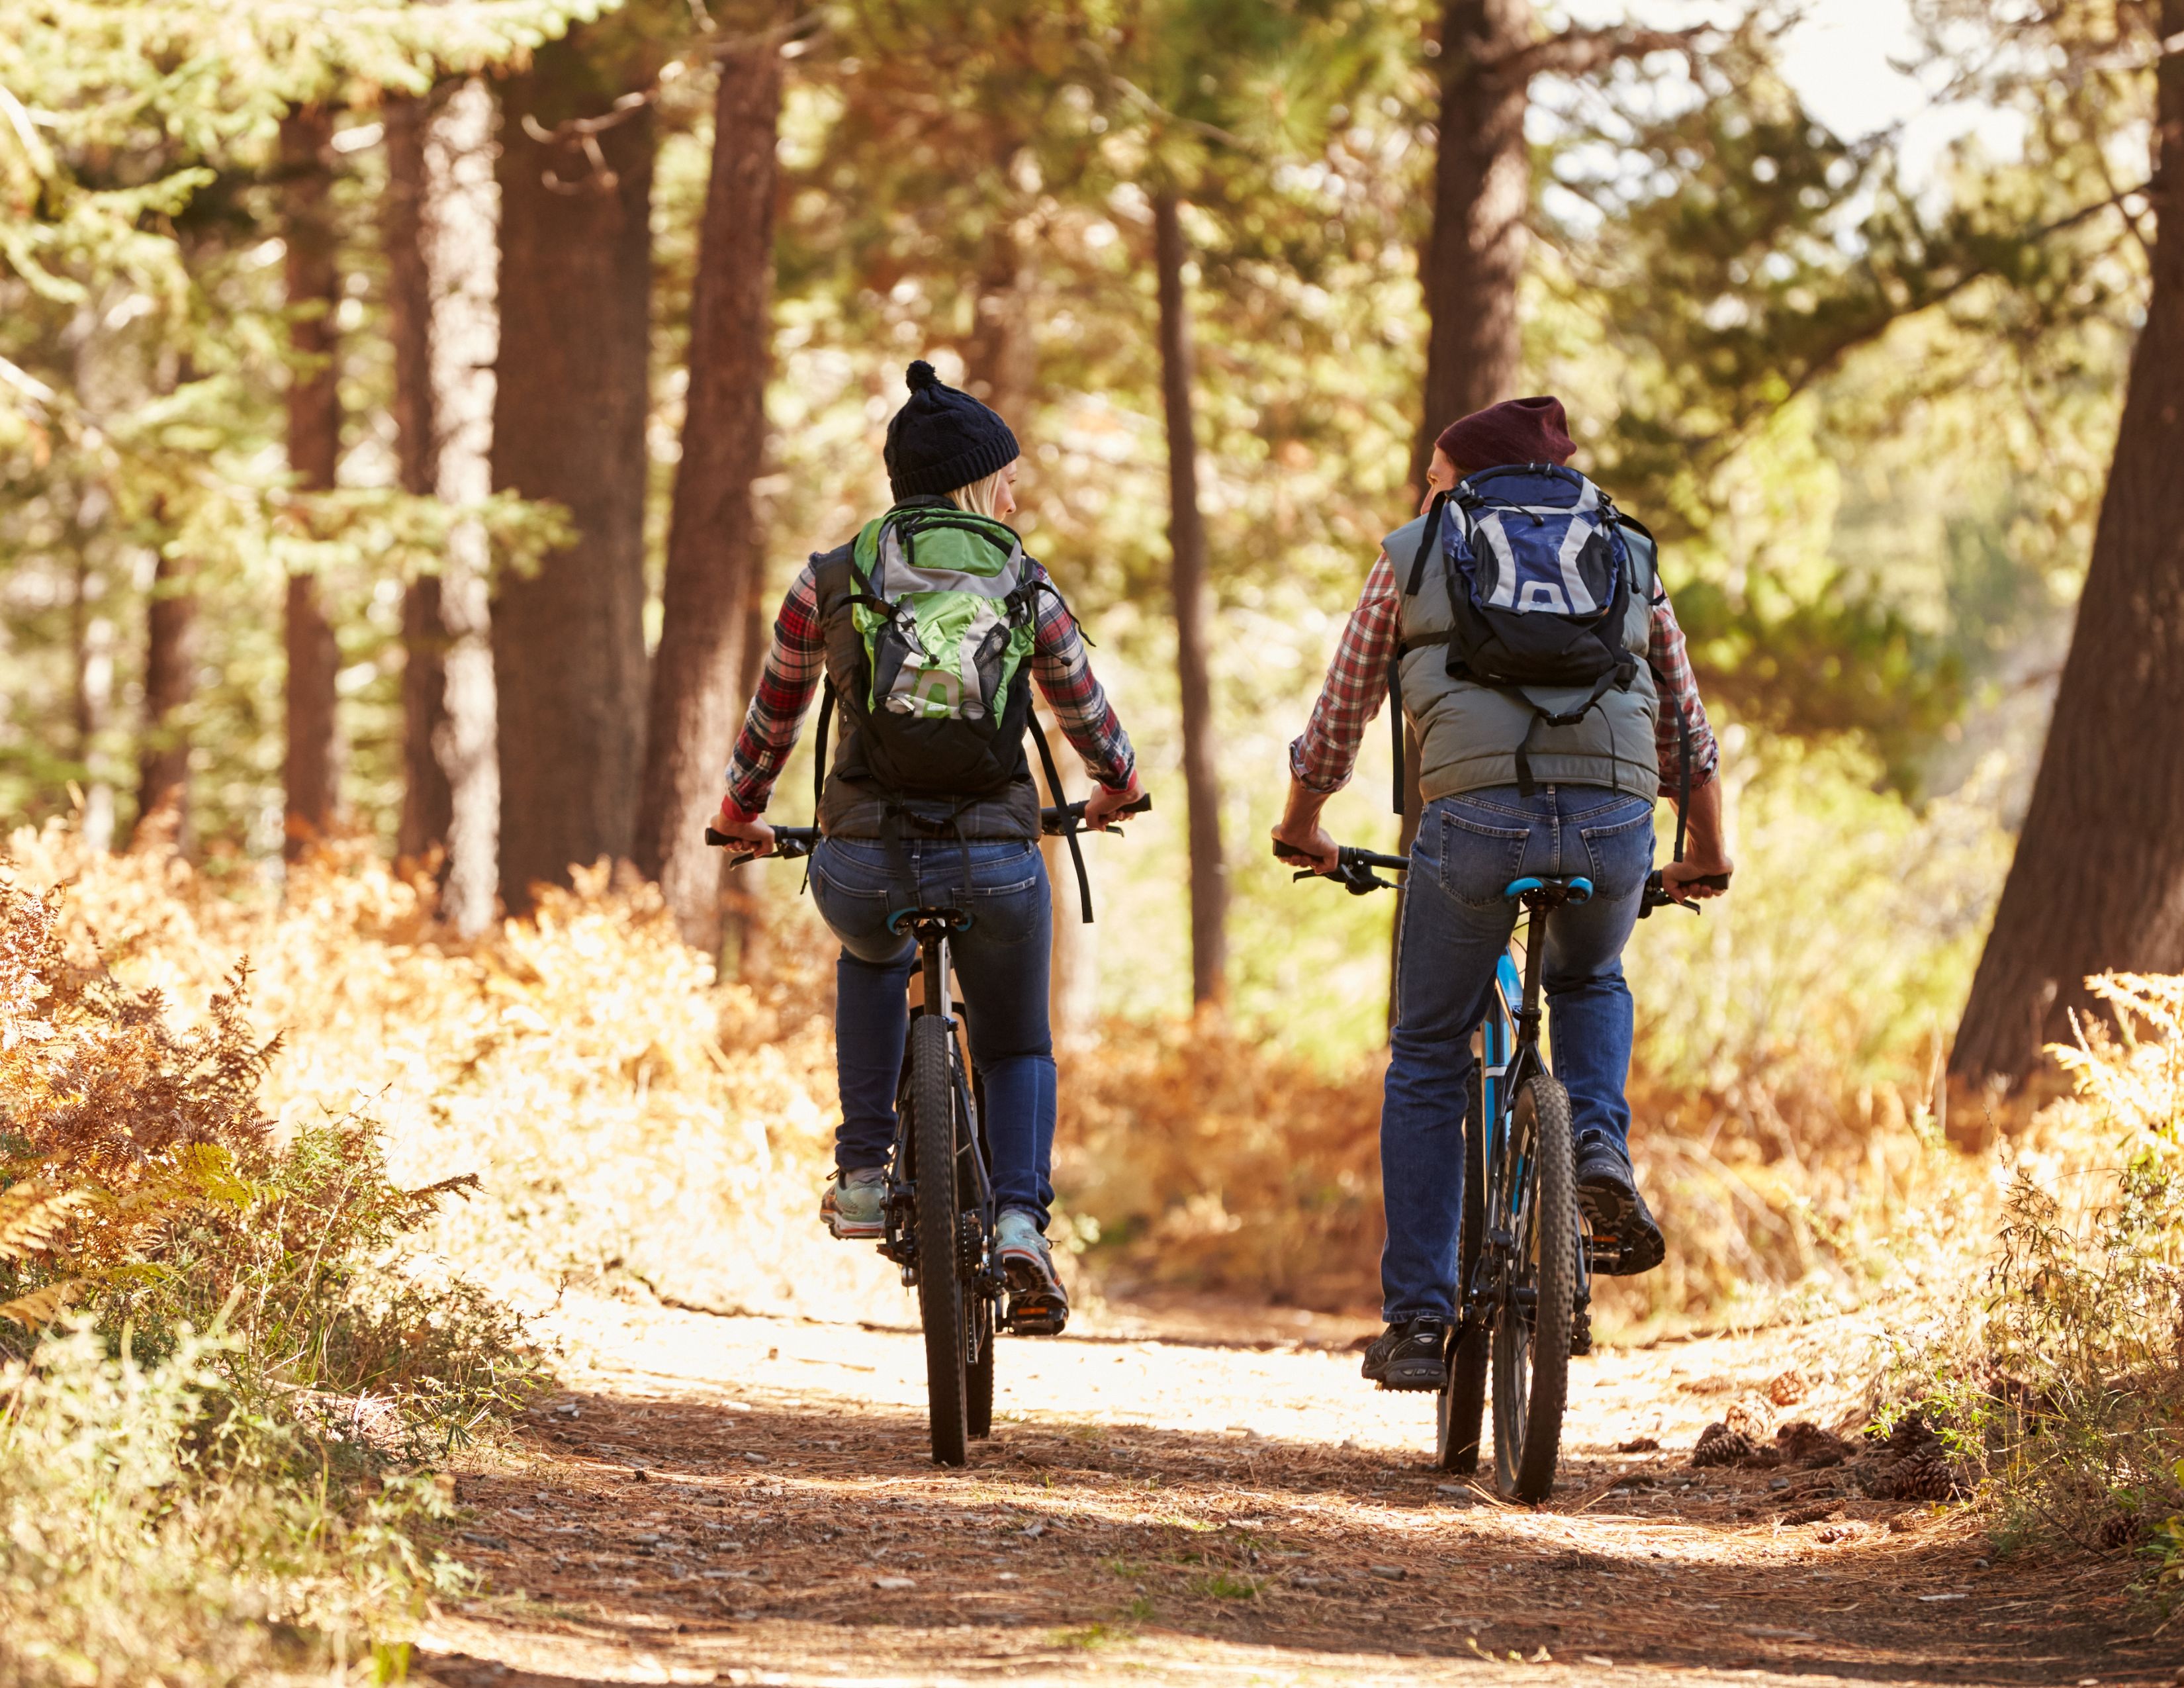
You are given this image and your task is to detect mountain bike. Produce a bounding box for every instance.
[1279,842,1706,1502]
[709,794,1147,1466]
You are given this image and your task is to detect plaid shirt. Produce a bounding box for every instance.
[1289,551,1719,797]
[724,558,1136,820]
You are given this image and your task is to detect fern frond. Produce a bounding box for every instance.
[0,1182,86,1261]
[0,1278,79,1329]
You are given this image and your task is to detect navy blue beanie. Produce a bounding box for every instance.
[884,360,1020,498]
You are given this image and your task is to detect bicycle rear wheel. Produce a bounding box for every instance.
[910,1014,970,1466]
[1437,1072,1489,1473]
[1492,1073,1574,1502]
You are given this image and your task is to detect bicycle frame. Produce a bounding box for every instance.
[1467,882,1592,1346]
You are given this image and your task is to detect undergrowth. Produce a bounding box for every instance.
[0,863,537,1683]
[1879,976,2184,1585]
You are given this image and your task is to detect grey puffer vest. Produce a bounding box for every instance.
[809,541,1042,841]
[1386,513,1662,804]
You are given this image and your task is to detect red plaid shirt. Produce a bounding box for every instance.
[1290,552,1719,796]
[724,559,1136,820]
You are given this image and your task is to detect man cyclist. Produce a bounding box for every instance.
[711,361,1142,1336]
[1270,396,1733,1390]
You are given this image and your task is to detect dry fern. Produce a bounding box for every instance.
[0,1180,85,1261]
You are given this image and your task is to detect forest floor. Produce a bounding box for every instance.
[412,1289,2177,1688]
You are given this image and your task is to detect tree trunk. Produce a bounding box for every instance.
[1153,189,1226,1009]
[1950,8,2184,1102]
[134,547,195,847]
[635,28,784,948]
[717,564,774,978]
[954,213,1099,1032]
[423,79,504,936]
[281,106,342,859]
[1412,0,1531,492]
[69,555,114,851]
[387,92,455,865]
[492,32,657,910]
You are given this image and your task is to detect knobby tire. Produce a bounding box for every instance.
[1437,1071,1490,1474]
[967,1293,994,1440]
[911,1014,970,1466]
[1493,1074,1574,1502]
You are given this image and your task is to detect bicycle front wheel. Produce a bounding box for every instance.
[1492,1072,1574,1502]
[910,1014,970,1466]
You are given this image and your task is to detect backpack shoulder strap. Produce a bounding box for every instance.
[811,675,836,820]
[1026,706,1095,924]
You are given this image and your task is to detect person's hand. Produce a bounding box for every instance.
[712,804,776,860]
[1270,815,1340,874]
[1083,774,1143,832]
[1662,855,1733,904]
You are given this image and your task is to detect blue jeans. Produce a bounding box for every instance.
[810,837,1058,1228]
[1381,784,1655,1322]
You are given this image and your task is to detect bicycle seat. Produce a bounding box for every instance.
[1504,876,1593,905]
[887,904,975,937]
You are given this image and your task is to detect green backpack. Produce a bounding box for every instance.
[813,502,1102,919]
[827,504,1047,802]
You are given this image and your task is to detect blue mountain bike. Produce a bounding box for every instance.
[1281,843,1694,1501]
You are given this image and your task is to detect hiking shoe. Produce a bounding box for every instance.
[1575,1136,1665,1276]
[821,1167,887,1241]
[1361,1317,1448,1391]
[995,1209,1068,1335]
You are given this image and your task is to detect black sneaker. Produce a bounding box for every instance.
[1360,1317,1448,1391]
[1576,1135,1666,1276]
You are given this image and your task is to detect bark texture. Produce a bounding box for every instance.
[1154,189,1226,1008]
[281,106,342,859]
[492,34,657,910]
[1412,0,1531,492]
[635,31,784,947]
[1951,9,2184,1098]
[134,547,195,846]
[424,79,503,937]
[383,81,502,931]
[387,93,455,863]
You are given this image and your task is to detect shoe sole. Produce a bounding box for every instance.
[1001,1252,1068,1335]
[1578,1174,1665,1276]
[826,1218,885,1240]
[1378,1356,1444,1391]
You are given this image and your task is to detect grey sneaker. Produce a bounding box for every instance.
[993,1208,1068,1335]
[821,1167,887,1240]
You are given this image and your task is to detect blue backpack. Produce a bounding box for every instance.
[1394,462,1653,800]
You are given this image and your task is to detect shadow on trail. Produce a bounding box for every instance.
[417,1378,2152,1687]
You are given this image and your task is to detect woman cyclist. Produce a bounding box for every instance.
[710,361,1144,1335]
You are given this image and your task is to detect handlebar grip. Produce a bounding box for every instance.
[1041,792,1153,834]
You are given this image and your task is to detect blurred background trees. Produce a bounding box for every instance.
[0,0,2171,1089]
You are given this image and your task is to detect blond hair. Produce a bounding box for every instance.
[948,466,1014,520]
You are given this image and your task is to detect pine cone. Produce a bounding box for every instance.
[1874,1451,1958,1501]
[1776,1420,1852,1469]
[1767,1366,1811,1407]
[1691,1422,1754,1468]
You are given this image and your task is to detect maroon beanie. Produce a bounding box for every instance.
[1433,396,1576,473]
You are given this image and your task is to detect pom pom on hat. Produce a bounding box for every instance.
[884,359,1019,499]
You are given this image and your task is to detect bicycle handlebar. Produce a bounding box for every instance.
[1042,792,1152,835]
[1637,867,1729,917]
[705,823,819,860]
[1275,839,1409,896]
[702,792,1153,863]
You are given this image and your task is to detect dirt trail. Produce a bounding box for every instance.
[415,1291,2173,1687]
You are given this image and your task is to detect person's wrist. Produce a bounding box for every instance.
[719,794,761,825]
